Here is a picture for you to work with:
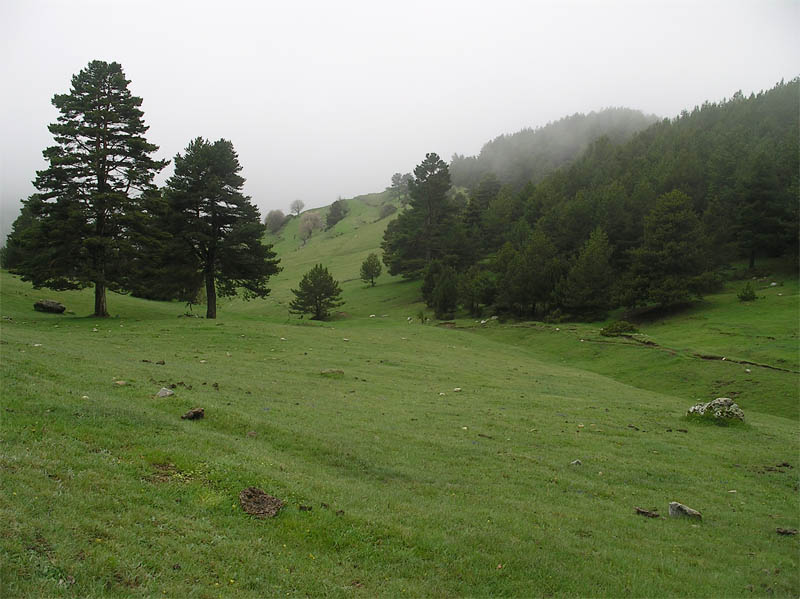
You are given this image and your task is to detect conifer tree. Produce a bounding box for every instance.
[382,153,453,278]
[624,190,708,308]
[557,228,614,319]
[163,137,281,319]
[326,198,349,230]
[11,60,167,316]
[289,264,344,320]
[360,253,382,286]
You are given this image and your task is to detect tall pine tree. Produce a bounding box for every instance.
[163,137,281,319]
[12,61,167,316]
[382,152,453,278]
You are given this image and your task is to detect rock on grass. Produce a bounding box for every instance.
[669,502,702,520]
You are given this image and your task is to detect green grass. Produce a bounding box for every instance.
[1,197,798,597]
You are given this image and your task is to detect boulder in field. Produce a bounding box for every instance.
[687,397,744,422]
[669,502,702,520]
[34,300,65,314]
[156,387,174,398]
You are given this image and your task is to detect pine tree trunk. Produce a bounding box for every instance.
[205,272,217,319]
[749,248,756,269]
[94,282,108,317]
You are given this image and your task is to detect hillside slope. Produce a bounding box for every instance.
[1,269,798,597]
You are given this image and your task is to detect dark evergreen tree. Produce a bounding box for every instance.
[463,173,501,249]
[495,230,562,317]
[735,151,795,268]
[556,228,614,319]
[382,153,453,278]
[360,252,382,286]
[459,266,497,316]
[389,172,413,204]
[1,198,36,270]
[326,198,349,230]
[623,191,708,308]
[163,137,280,319]
[431,265,458,319]
[421,260,445,306]
[10,60,167,316]
[126,188,203,303]
[289,264,344,320]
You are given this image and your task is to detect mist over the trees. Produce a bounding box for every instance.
[2,0,798,243]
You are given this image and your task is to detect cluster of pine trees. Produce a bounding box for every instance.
[383,79,799,320]
[2,61,281,318]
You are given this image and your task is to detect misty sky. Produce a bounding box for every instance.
[1,0,797,241]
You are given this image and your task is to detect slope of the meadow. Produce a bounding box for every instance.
[1,195,798,597]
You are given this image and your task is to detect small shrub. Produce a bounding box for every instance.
[600,320,639,337]
[737,282,756,302]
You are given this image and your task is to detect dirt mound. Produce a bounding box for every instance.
[239,487,284,518]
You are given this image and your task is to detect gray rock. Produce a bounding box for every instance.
[687,397,744,421]
[156,387,174,398]
[669,502,702,520]
[34,299,66,314]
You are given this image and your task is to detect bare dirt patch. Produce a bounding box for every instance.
[239,487,284,518]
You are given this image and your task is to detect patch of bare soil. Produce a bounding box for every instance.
[239,487,284,518]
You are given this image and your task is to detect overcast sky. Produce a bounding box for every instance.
[1,0,797,241]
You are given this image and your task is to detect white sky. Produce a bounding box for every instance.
[1,0,797,240]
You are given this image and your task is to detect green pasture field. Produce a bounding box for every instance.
[1,197,797,597]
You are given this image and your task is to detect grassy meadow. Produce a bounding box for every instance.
[1,195,798,597]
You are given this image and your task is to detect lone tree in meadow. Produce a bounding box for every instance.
[290,199,305,216]
[298,212,323,245]
[326,197,349,230]
[289,264,344,320]
[360,252,382,286]
[9,60,167,316]
[163,137,281,319]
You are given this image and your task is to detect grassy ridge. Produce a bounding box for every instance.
[1,194,798,596]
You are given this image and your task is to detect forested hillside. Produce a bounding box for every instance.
[450,108,657,189]
[384,79,799,320]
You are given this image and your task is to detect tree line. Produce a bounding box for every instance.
[383,79,799,320]
[2,60,280,318]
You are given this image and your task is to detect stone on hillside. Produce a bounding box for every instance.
[34,299,66,314]
[668,502,702,520]
[181,407,204,420]
[320,369,344,377]
[687,397,744,422]
[239,487,284,518]
[156,387,174,398]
